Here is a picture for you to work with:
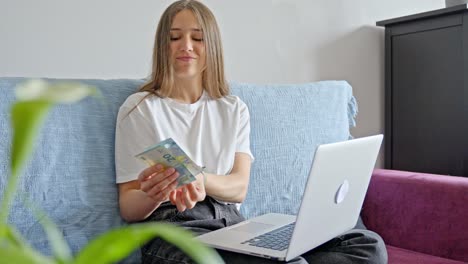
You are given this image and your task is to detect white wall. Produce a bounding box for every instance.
[1,0,444,166]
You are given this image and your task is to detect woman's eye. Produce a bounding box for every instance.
[169,35,202,41]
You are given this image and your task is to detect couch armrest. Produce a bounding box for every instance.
[361,169,468,263]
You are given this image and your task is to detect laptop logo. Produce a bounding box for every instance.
[335,180,349,204]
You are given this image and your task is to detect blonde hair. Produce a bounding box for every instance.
[140,0,229,98]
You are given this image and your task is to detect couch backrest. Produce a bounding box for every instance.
[232,82,357,218]
[0,78,357,260]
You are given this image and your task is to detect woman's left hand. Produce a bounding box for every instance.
[169,173,206,212]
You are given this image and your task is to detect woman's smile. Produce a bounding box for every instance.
[176,56,195,62]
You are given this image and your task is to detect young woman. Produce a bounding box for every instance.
[115,1,387,263]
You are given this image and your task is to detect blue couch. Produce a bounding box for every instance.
[0,78,357,262]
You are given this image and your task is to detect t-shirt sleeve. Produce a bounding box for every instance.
[115,102,155,184]
[236,100,254,161]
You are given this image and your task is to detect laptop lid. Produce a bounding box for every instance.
[285,135,383,261]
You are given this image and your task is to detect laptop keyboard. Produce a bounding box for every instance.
[241,222,295,251]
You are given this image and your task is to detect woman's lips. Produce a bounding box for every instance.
[177,57,195,62]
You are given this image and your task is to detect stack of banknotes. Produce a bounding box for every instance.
[135,138,203,187]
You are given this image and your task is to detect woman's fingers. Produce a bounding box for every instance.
[138,165,206,209]
[175,189,187,212]
[138,164,164,182]
[169,190,177,205]
[138,166,184,205]
[146,171,178,196]
[186,182,201,201]
[140,167,177,193]
[183,187,196,209]
[149,177,179,202]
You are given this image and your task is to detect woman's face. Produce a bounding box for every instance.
[169,9,206,81]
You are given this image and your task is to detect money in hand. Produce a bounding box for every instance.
[135,138,203,187]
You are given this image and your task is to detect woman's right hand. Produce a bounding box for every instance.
[138,164,180,204]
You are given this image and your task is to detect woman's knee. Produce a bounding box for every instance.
[359,230,388,264]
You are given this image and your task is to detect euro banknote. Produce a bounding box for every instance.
[135,138,203,187]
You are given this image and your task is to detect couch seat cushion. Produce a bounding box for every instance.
[387,245,466,264]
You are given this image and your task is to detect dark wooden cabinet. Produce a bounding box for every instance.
[377,5,468,176]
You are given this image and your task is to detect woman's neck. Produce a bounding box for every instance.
[171,78,204,104]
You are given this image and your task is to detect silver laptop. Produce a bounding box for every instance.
[197,135,383,261]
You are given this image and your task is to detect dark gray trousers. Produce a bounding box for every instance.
[141,197,388,264]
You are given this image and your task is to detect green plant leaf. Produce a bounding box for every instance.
[0,240,55,264]
[74,222,224,264]
[0,224,55,263]
[20,195,72,264]
[0,101,52,225]
[15,79,98,103]
[0,224,26,248]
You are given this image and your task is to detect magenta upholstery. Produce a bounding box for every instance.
[362,169,468,263]
[386,245,467,264]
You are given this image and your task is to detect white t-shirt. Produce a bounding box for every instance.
[115,90,254,188]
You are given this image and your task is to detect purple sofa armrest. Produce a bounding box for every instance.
[361,169,468,263]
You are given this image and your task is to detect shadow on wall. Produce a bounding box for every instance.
[315,25,386,167]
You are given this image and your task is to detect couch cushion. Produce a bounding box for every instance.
[363,169,468,262]
[387,245,467,264]
[232,81,357,219]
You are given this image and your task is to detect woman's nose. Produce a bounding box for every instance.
[180,36,193,51]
